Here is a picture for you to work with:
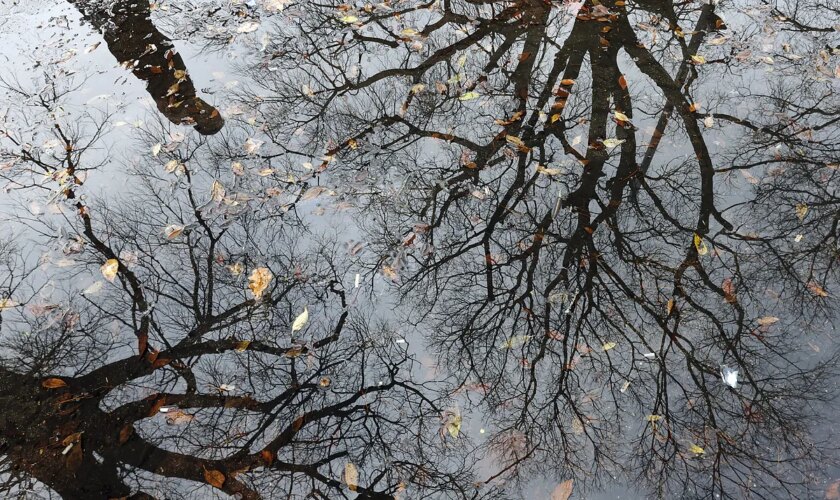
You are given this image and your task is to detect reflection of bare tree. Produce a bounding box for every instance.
[1,0,839,498]
[68,0,224,134]
[234,0,840,497]
[0,86,482,498]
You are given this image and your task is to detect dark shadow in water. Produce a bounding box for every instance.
[69,0,224,135]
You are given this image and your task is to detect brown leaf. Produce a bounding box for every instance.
[42,378,67,389]
[204,469,226,489]
[618,74,628,89]
[260,449,275,466]
[807,281,829,297]
[148,396,167,417]
[118,424,134,445]
[551,479,574,500]
[65,441,83,471]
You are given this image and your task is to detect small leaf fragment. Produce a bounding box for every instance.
[689,443,705,454]
[458,91,480,101]
[602,341,617,351]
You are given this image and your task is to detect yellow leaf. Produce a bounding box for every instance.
[344,462,359,491]
[550,113,562,123]
[234,340,251,352]
[691,54,706,64]
[506,135,525,147]
[0,298,20,310]
[445,408,462,438]
[536,165,563,175]
[614,111,630,122]
[689,443,705,454]
[693,233,708,255]
[291,307,309,332]
[646,414,663,422]
[795,203,808,221]
[210,180,225,202]
[499,335,532,349]
[602,341,617,351]
[410,83,426,94]
[339,15,359,23]
[101,259,119,282]
[248,267,272,299]
[602,138,625,148]
[666,298,675,314]
[458,91,479,101]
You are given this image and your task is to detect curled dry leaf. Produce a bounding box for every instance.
[42,377,67,389]
[101,259,119,282]
[164,224,185,240]
[551,479,574,500]
[204,469,226,488]
[291,307,309,332]
[248,267,272,299]
[344,462,359,491]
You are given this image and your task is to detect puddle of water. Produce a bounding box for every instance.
[1,0,839,498]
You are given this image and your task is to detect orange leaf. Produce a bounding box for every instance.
[204,469,226,488]
[618,75,627,89]
[42,378,67,389]
[261,449,275,466]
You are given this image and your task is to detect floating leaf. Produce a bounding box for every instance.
[244,137,263,155]
[344,462,359,491]
[617,75,627,89]
[458,91,480,101]
[499,335,532,349]
[291,307,309,332]
[795,203,808,221]
[560,78,576,86]
[151,143,162,156]
[757,316,779,326]
[234,340,251,352]
[646,414,663,422]
[602,138,625,148]
[614,111,630,122]
[693,233,708,255]
[101,259,119,282]
[164,224,185,240]
[339,15,359,23]
[237,21,261,33]
[204,469,225,488]
[720,365,739,388]
[807,281,829,297]
[703,115,714,128]
[690,54,706,64]
[443,408,462,438]
[689,443,705,454]
[0,298,20,310]
[602,341,617,351]
[551,479,574,500]
[248,267,272,299]
[210,180,225,202]
[42,378,67,389]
